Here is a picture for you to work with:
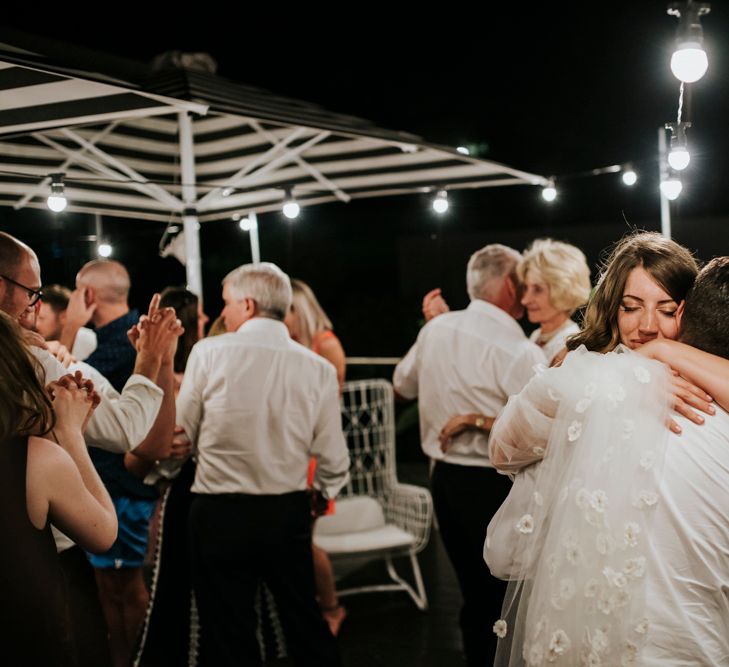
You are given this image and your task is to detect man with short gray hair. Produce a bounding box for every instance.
[393,243,545,666]
[177,261,349,666]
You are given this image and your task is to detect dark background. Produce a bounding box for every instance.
[2,2,728,356]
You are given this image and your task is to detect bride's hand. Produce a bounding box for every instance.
[666,369,715,434]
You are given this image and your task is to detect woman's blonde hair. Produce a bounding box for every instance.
[517,239,592,315]
[290,279,333,349]
[567,232,698,353]
[0,311,55,442]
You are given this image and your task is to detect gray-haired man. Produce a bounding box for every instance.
[394,244,545,666]
[177,262,350,666]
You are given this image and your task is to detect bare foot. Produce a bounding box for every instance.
[322,604,347,636]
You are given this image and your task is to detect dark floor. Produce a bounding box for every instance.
[270,462,469,667]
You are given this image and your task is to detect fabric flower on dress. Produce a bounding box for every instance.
[602,567,628,589]
[568,420,583,442]
[584,579,599,598]
[548,387,560,402]
[606,384,627,412]
[624,522,641,547]
[635,490,658,509]
[527,643,544,666]
[517,514,535,534]
[584,382,597,397]
[548,629,571,659]
[640,451,656,470]
[621,419,635,440]
[591,628,609,653]
[634,619,649,635]
[533,446,546,457]
[566,542,584,565]
[623,557,646,579]
[621,642,639,666]
[559,577,576,601]
[597,588,613,615]
[590,490,609,513]
[583,650,601,667]
[611,589,630,609]
[576,397,592,414]
[493,619,508,638]
[633,366,651,384]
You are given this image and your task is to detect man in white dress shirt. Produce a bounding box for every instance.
[177,262,350,667]
[393,244,545,666]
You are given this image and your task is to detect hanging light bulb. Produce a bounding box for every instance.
[281,190,301,220]
[668,2,711,83]
[668,147,690,170]
[239,217,255,232]
[660,177,683,200]
[432,190,449,214]
[665,121,691,171]
[541,178,557,202]
[47,173,67,212]
[456,146,470,155]
[622,167,638,186]
[97,243,113,257]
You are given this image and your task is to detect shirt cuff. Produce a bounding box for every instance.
[123,373,164,398]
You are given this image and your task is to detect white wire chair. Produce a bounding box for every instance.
[313,379,433,610]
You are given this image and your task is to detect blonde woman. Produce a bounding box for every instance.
[285,279,345,390]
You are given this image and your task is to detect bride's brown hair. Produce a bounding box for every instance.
[0,311,55,442]
[567,232,698,353]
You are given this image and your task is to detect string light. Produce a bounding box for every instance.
[239,217,255,232]
[282,189,300,220]
[622,167,638,186]
[541,178,557,202]
[456,146,470,155]
[97,243,113,257]
[666,121,691,171]
[432,190,449,214]
[46,173,67,212]
[660,176,683,200]
[668,2,711,83]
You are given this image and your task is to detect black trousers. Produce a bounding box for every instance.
[432,461,512,667]
[189,491,341,667]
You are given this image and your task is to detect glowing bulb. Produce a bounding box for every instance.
[667,148,690,171]
[239,217,255,231]
[622,170,638,186]
[456,146,470,155]
[541,184,557,202]
[660,178,683,201]
[98,243,112,257]
[670,44,708,83]
[283,200,300,220]
[47,195,67,212]
[432,190,449,214]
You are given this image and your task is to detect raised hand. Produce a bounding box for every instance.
[422,288,450,322]
[66,287,97,330]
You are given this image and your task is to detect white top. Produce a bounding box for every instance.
[393,300,545,467]
[644,409,729,666]
[33,347,164,553]
[177,318,350,499]
[33,347,163,454]
[71,326,97,361]
[528,318,579,365]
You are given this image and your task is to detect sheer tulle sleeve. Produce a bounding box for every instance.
[491,346,672,667]
[489,363,565,472]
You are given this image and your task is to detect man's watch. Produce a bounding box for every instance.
[474,416,485,429]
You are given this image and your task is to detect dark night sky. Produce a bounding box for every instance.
[2,3,728,356]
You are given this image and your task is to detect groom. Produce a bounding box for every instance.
[489,256,729,665]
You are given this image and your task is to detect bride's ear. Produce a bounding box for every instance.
[676,300,685,331]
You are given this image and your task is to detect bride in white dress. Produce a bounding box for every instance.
[486,233,729,666]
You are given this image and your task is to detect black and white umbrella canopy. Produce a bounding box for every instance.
[0,42,546,223]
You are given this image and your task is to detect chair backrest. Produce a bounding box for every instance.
[339,379,397,500]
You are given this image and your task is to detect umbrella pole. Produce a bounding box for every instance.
[179,112,203,296]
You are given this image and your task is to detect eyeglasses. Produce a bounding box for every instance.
[0,274,43,307]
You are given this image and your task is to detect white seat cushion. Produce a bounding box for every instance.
[313,496,415,555]
[314,524,415,555]
[315,496,386,535]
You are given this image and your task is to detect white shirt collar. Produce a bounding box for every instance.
[236,317,290,339]
[466,299,523,334]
